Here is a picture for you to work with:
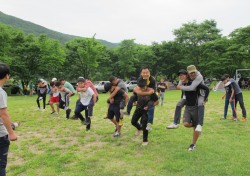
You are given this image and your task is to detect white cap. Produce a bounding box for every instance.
[52,78,57,82]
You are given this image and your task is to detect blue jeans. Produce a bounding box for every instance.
[224,99,237,119]
[0,135,10,176]
[74,101,88,122]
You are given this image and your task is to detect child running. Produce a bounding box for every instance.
[55,81,72,119]
[74,77,96,131]
[49,81,60,115]
[36,79,48,111]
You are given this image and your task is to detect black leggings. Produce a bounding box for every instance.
[131,108,148,142]
[36,93,46,109]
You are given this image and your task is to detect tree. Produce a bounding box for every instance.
[65,37,106,80]
[115,39,139,79]
[173,20,222,66]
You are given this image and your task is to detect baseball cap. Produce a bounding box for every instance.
[77,77,85,83]
[52,78,57,82]
[178,69,188,75]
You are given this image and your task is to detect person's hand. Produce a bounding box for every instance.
[133,102,137,106]
[176,85,181,90]
[144,106,148,110]
[221,96,225,100]
[9,133,18,141]
[109,98,114,104]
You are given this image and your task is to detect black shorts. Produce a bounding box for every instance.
[108,104,120,122]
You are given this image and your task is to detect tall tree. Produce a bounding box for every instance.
[65,37,106,80]
[173,20,222,66]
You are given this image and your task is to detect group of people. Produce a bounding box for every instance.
[0,62,248,175]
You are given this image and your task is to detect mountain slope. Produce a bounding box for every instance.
[0,11,119,48]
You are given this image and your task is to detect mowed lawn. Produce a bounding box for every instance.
[6,90,250,176]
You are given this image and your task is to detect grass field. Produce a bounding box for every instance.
[6,90,250,176]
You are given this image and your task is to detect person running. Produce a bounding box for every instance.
[74,77,98,122]
[157,78,167,106]
[223,74,247,121]
[60,79,76,96]
[0,63,18,175]
[104,82,129,137]
[178,70,209,151]
[108,76,128,125]
[74,77,96,131]
[131,78,159,146]
[49,81,60,115]
[221,76,237,120]
[36,79,48,111]
[55,81,72,119]
[125,66,156,131]
[167,65,206,132]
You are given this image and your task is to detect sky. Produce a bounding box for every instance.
[0,0,249,44]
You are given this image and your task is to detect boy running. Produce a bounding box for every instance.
[75,77,96,131]
[55,81,73,119]
[49,81,60,115]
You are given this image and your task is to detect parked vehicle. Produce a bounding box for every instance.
[94,81,110,93]
[126,80,137,92]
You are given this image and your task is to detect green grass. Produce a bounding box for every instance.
[6,90,250,176]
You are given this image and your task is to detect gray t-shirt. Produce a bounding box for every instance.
[117,80,128,93]
[229,78,242,95]
[0,87,8,137]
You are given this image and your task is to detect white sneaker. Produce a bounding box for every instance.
[166,123,178,129]
[142,142,148,146]
[42,109,45,112]
[195,125,202,132]
[39,97,43,100]
[37,108,40,111]
[146,123,152,131]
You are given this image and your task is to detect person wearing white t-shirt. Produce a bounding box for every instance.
[75,77,96,131]
[0,63,17,175]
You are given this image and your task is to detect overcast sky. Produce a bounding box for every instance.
[0,0,249,44]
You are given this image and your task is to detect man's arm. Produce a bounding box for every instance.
[123,93,129,106]
[179,73,203,91]
[92,94,97,106]
[229,87,235,102]
[109,86,121,99]
[0,108,17,141]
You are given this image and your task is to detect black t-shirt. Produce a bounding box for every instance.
[107,89,125,105]
[135,92,158,109]
[184,81,199,106]
[158,82,167,92]
[138,76,156,91]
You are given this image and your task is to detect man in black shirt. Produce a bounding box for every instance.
[125,66,156,131]
[180,71,209,151]
[104,82,129,137]
[157,78,167,106]
[131,78,159,146]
